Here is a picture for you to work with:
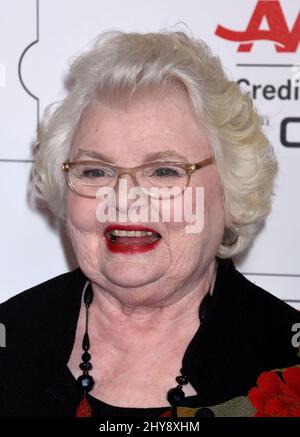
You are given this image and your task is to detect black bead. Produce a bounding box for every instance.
[79,362,93,371]
[82,332,90,351]
[195,407,215,417]
[76,374,95,392]
[175,375,189,385]
[82,352,91,362]
[167,387,185,406]
[84,284,93,306]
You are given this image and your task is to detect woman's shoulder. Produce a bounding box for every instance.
[212,259,300,369]
[0,268,86,336]
[219,258,299,322]
[0,269,86,416]
[234,264,299,324]
[181,260,300,408]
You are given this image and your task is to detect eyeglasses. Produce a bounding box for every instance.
[62,157,213,199]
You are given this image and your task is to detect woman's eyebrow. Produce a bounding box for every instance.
[75,149,114,163]
[75,148,188,164]
[140,150,188,163]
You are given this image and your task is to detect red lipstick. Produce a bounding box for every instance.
[103,225,161,254]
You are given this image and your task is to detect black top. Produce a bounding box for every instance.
[0,259,299,417]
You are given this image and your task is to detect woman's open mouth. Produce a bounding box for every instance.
[104,225,161,253]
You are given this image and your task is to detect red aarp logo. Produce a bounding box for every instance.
[215,0,300,52]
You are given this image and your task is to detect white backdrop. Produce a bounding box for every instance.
[0,0,299,307]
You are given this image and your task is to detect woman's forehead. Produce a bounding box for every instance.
[71,90,210,162]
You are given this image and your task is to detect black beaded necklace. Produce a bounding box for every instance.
[75,282,212,417]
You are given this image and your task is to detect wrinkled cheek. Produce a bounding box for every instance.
[186,178,225,242]
[66,194,103,269]
[162,186,206,235]
[66,192,100,232]
[202,181,225,242]
[185,185,206,235]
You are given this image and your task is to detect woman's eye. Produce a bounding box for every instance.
[152,167,181,177]
[78,165,117,178]
[81,168,106,178]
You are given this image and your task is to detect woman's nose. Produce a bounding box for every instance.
[115,172,137,196]
[114,172,150,219]
[114,173,138,215]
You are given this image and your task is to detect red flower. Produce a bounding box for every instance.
[248,366,300,417]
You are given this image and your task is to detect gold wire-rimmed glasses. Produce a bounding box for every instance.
[62,157,213,199]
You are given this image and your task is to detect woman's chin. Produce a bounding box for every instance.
[102,263,164,288]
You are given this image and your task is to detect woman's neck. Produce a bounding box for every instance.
[88,259,217,346]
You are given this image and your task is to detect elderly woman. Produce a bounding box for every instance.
[0,30,299,418]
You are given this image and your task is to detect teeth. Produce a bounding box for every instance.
[109,229,155,237]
